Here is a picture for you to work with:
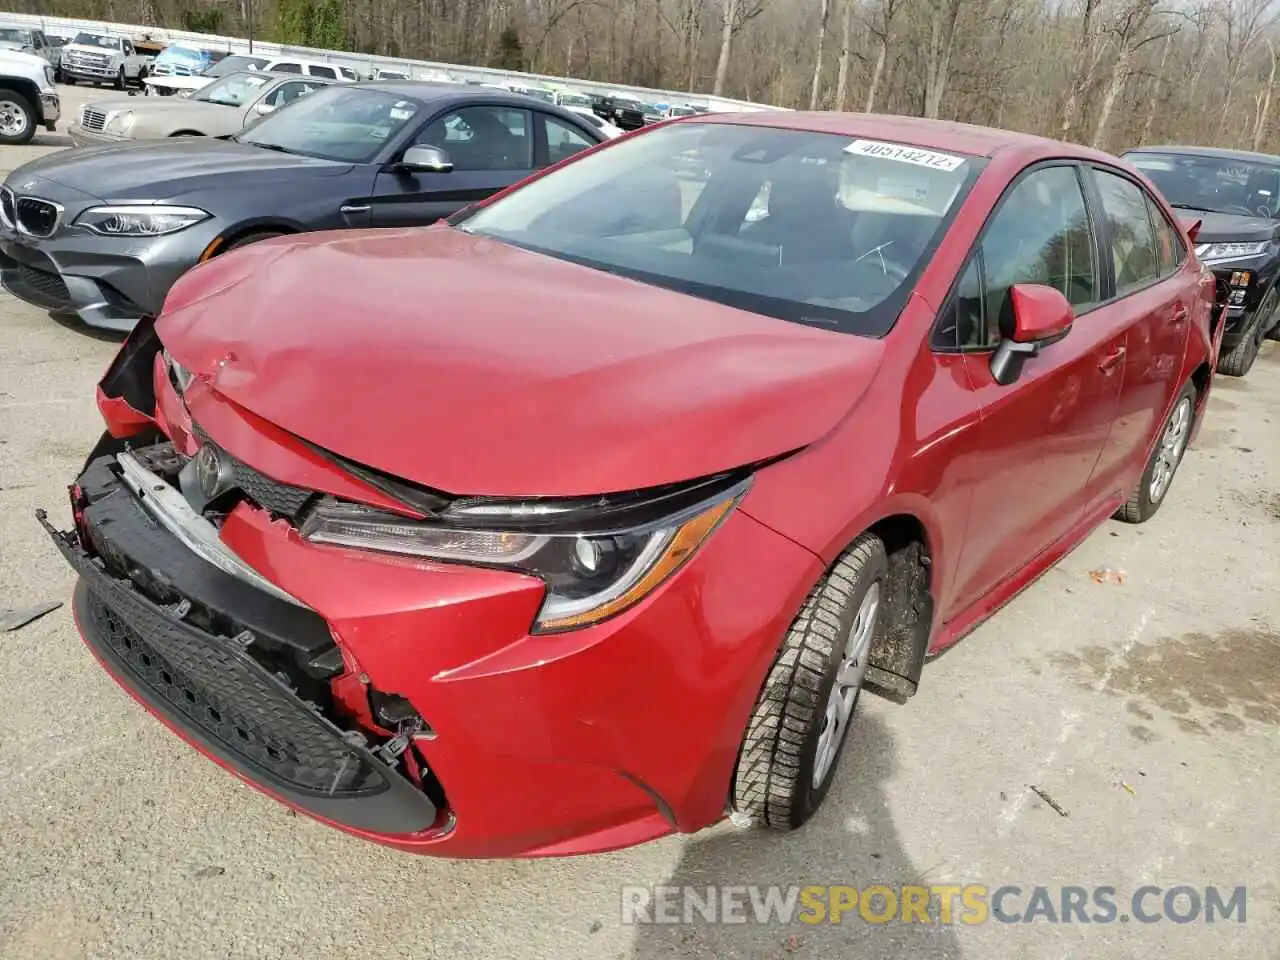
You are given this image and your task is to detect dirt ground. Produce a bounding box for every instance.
[0,83,1277,960]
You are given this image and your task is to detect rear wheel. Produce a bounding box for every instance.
[732,534,886,830]
[1114,381,1196,524]
[0,89,36,145]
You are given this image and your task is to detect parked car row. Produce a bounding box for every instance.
[24,109,1228,861]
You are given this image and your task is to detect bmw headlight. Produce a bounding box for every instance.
[74,204,210,237]
[299,488,743,632]
[1194,240,1270,262]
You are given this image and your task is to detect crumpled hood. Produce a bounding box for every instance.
[158,226,885,497]
[11,138,351,203]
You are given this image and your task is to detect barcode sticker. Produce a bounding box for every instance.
[844,139,965,171]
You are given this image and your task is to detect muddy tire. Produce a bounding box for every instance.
[731,533,887,830]
[1217,330,1260,377]
[1114,381,1196,524]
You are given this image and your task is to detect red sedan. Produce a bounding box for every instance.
[43,112,1218,858]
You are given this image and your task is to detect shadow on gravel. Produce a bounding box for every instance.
[51,312,128,344]
[630,712,965,959]
[33,133,74,149]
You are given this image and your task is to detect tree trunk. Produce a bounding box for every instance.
[1091,45,1135,149]
[808,0,831,109]
[865,36,887,112]
[1254,41,1277,151]
[1059,0,1101,142]
[835,0,853,109]
[923,0,961,119]
[713,0,737,96]
[1138,32,1173,146]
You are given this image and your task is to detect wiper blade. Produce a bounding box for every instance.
[247,141,295,155]
[1169,202,1215,212]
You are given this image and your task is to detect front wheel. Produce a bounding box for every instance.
[114,67,125,90]
[0,89,36,145]
[732,534,887,830]
[1114,381,1196,524]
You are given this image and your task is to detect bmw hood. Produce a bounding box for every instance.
[157,226,886,498]
[8,138,353,203]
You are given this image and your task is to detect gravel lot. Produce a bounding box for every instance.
[1,84,1277,960]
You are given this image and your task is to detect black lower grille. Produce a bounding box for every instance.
[3,261,71,309]
[82,582,385,798]
[0,187,14,227]
[15,198,60,238]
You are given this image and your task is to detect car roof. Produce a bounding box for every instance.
[692,111,1107,160]
[1125,144,1280,164]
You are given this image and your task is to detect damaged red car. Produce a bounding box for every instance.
[41,113,1219,858]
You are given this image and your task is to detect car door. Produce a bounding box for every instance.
[368,104,535,227]
[936,163,1128,616]
[1078,164,1196,507]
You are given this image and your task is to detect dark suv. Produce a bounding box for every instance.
[591,94,646,131]
[1124,145,1280,376]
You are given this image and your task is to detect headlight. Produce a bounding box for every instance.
[103,110,135,134]
[74,204,209,237]
[300,490,742,632]
[44,65,54,86]
[1195,240,1270,262]
[161,348,193,392]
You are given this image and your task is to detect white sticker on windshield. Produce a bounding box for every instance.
[844,139,964,171]
[389,107,414,120]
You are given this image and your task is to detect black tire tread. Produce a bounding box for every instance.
[1217,333,1258,377]
[732,534,885,830]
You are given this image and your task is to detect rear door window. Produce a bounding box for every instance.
[272,61,302,74]
[1092,168,1161,295]
[309,65,337,79]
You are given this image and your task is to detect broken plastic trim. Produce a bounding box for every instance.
[99,313,160,417]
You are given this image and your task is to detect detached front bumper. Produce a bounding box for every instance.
[44,434,821,857]
[0,218,221,331]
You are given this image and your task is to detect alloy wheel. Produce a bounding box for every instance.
[812,581,880,788]
[1149,397,1192,504]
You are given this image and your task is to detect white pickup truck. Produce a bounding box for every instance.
[0,48,59,144]
[59,31,149,88]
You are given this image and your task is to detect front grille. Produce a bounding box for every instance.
[82,581,385,798]
[15,198,60,238]
[80,106,106,131]
[190,421,316,519]
[0,186,13,228]
[67,51,108,68]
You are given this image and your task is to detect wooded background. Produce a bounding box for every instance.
[14,0,1280,154]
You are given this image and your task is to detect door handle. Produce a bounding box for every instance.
[1099,346,1127,373]
[340,204,371,214]
[1171,304,1189,328]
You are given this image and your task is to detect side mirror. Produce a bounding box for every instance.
[990,283,1075,386]
[254,102,276,116]
[398,144,453,173]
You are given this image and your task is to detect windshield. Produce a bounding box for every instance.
[1126,151,1280,219]
[457,123,979,335]
[557,92,593,107]
[204,55,267,77]
[154,46,212,67]
[195,71,272,107]
[72,32,119,49]
[238,86,422,162]
[0,28,31,43]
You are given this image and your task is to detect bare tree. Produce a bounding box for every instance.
[713,0,770,94]
[835,0,855,107]
[1254,37,1278,147]
[865,0,903,112]
[923,0,967,118]
[809,0,832,107]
